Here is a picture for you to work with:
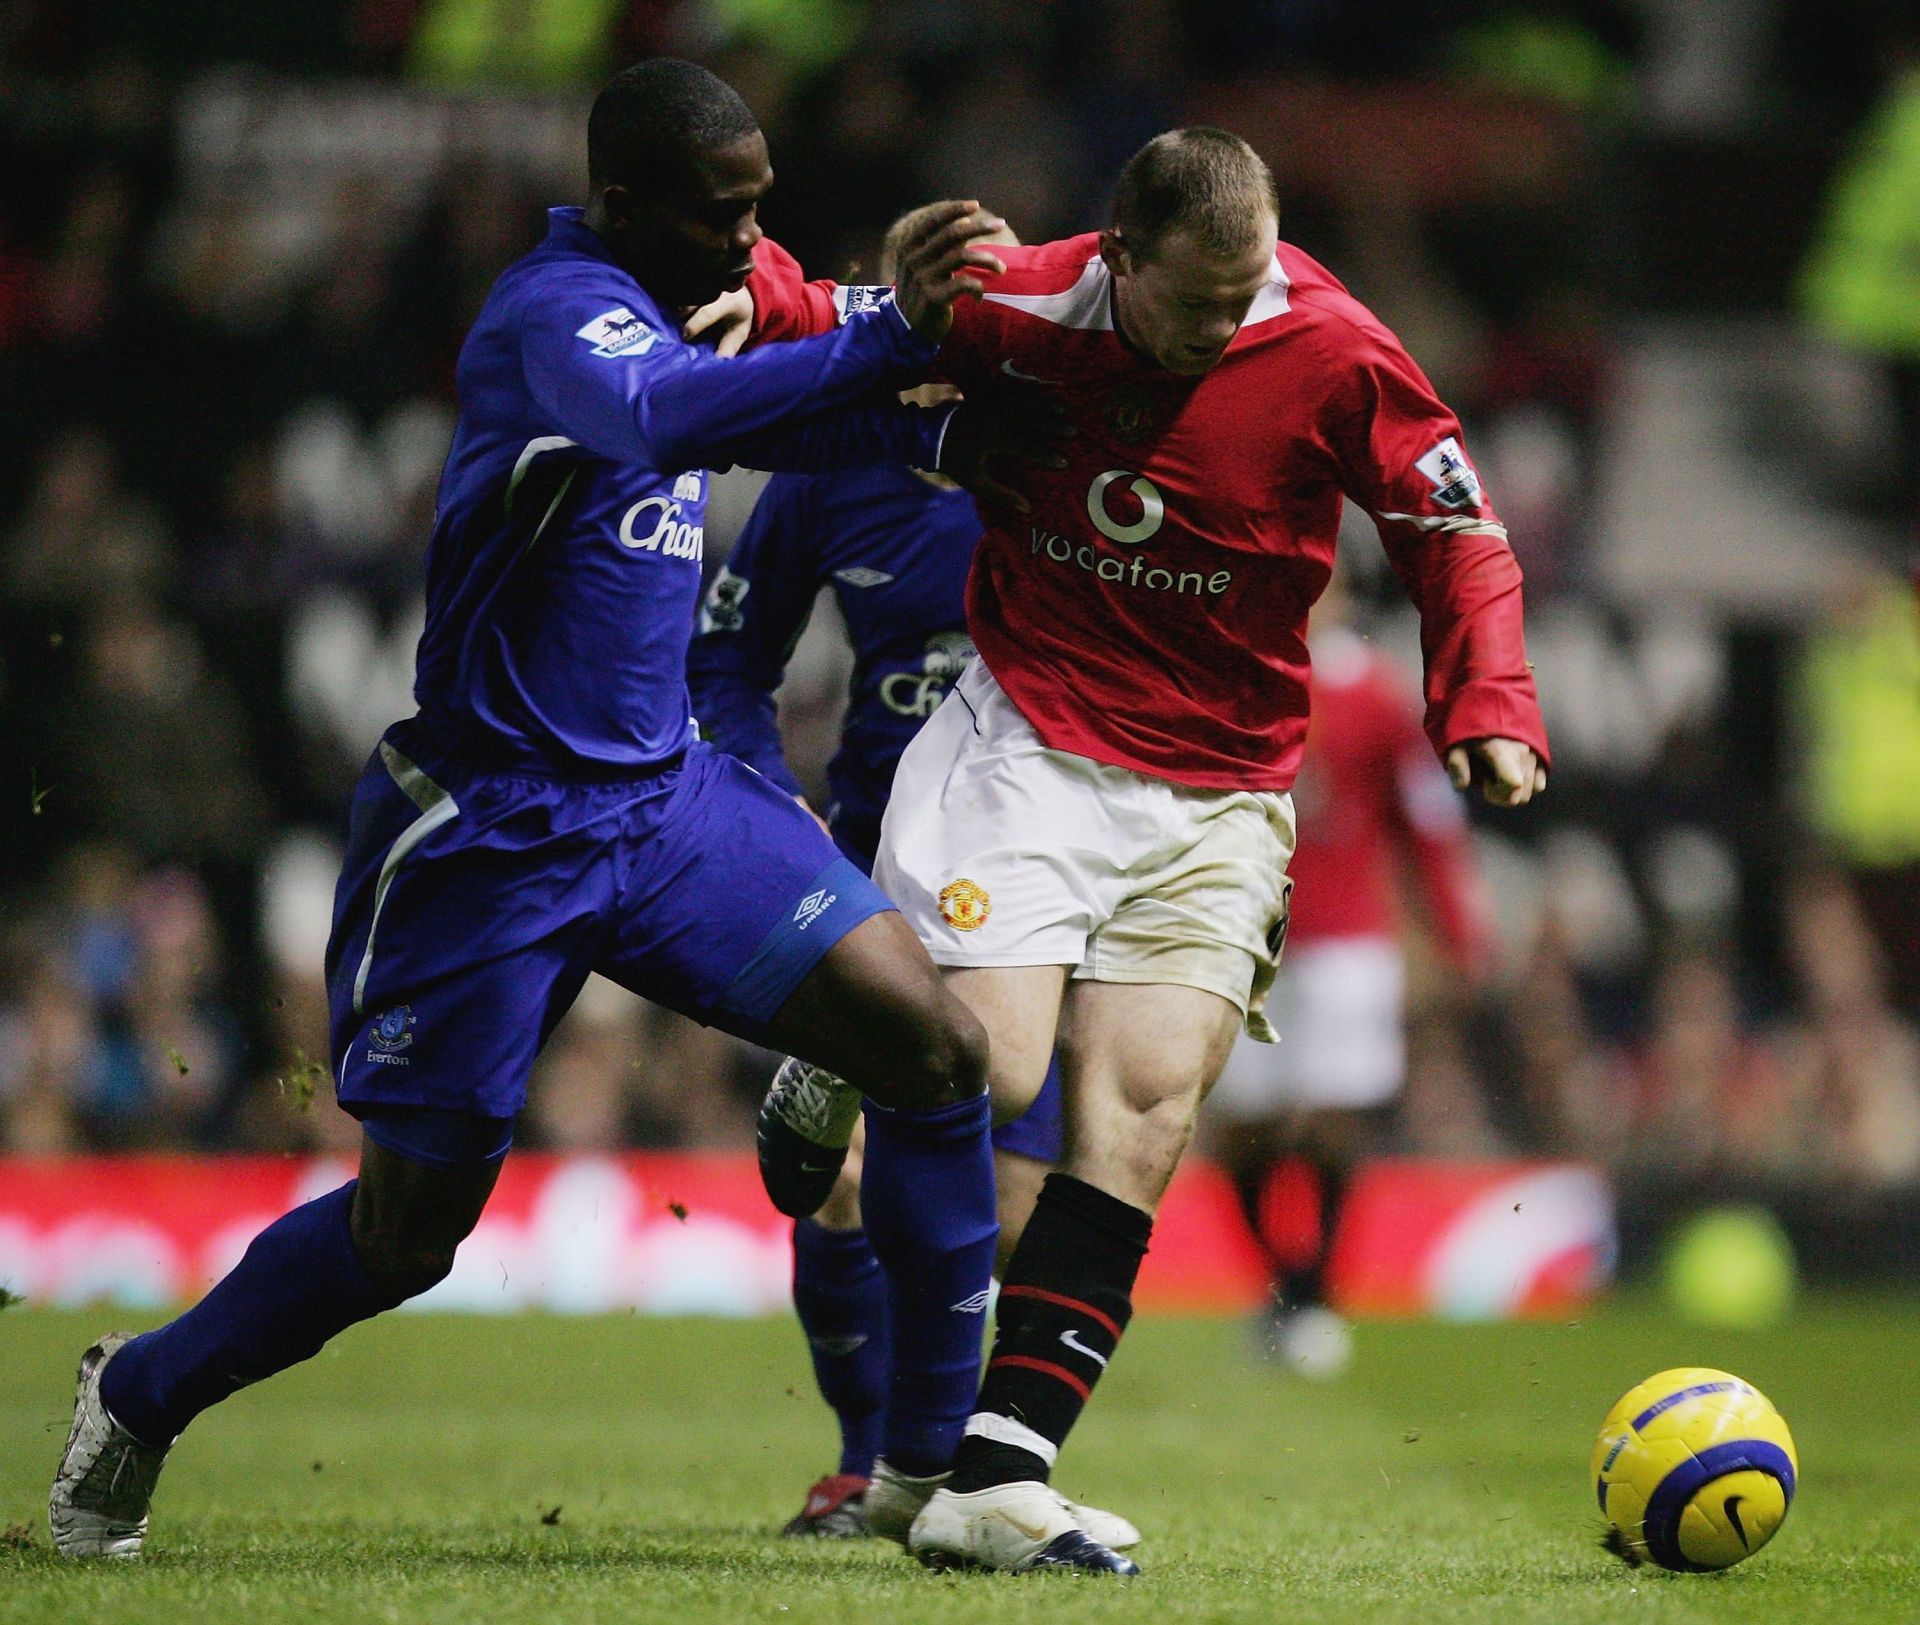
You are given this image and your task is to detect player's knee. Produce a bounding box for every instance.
[876,994,989,1112]
[351,1224,463,1302]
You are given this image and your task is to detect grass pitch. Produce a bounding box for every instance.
[3,1294,1917,1623]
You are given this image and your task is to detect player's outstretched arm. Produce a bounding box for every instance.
[726,208,1006,352]
[525,273,943,475]
[1445,737,1548,807]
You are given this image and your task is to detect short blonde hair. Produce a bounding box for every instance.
[880,205,1020,282]
[1110,128,1277,260]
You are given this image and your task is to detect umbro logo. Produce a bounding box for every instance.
[793,889,837,929]
[833,566,894,589]
[808,1332,869,1357]
[950,1289,992,1314]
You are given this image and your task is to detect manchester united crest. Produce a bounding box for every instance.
[1102,381,1166,446]
[937,878,992,932]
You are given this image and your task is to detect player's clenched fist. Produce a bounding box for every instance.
[937,381,1071,515]
[1446,737,1548,806]
[891,200,1010,346]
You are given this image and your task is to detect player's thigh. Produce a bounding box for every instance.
[1057,978,1244,1210]
[599,748,974,1104]
[943,963,1070,1120]
[761,909,987,1107]
[327,742,610,1122]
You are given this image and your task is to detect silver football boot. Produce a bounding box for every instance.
[49,1335,172,1559]
[756,1056,864,1218]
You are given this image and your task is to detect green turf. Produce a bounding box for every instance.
[3,1294,1916,1622]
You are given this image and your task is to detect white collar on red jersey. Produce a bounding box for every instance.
[982,248,1292,333]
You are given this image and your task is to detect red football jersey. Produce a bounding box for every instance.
[748,234,1547,791]
[1288,628,1488,968]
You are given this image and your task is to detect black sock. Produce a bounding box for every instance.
[1278,1151,1352,1312]
[948,1173,1152,1492]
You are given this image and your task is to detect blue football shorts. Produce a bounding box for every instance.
[326,721,894,1121]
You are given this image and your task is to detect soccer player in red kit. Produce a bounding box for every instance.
[742,130,1550,1572]
[1207,582,1493,1381]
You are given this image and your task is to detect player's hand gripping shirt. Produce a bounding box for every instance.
[686,465,979,859]
[413,206,946,776]
[748,235,1549,791]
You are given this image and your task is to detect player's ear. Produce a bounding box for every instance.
[598,183,641,233]
[1098,229,1132,279]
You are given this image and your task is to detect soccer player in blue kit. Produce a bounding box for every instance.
[50,60,1048,1560]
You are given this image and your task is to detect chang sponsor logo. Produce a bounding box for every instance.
[619,496,704,560]
[880,631,975,718]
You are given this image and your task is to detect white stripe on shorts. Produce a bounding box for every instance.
[351,741,460,1016]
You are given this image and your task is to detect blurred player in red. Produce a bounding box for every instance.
[1206,577,1491,1381]
[739,128,1549,1572]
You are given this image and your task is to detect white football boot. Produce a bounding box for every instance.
[1275,1306,1354,1381]
[866,1459,1140,1553]
[49,1335,173,1559]
[908,1480,1140,1574]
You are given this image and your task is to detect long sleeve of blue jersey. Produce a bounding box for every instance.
[686,477,822,799]
[521,275,945,476]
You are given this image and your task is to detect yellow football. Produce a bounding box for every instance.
[1591,1367,1797,1571]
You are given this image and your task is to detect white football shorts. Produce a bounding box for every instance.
[1205,936,1407,1115]
[874,660,1296,1035]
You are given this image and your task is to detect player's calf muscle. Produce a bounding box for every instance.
[1067,1089,1200,1213]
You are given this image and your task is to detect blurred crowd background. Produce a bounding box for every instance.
[1,0,1917,1251]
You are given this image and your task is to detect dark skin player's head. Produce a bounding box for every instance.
[584,59,772,309]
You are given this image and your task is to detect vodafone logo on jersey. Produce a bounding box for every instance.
[1028,467,1233,599]
[619,496,704,561]
[1086,469,1165,544]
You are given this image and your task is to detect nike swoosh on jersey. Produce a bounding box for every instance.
[1000,359,1053,384]
[1058,1328,1109,1368]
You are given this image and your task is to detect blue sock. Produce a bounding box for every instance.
[791,1219,891,1478]
[858,1094,997,1478]
[100,1181,402,1446]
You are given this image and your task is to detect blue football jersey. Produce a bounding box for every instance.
[412,207,946,774]
[687,464,980,858]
